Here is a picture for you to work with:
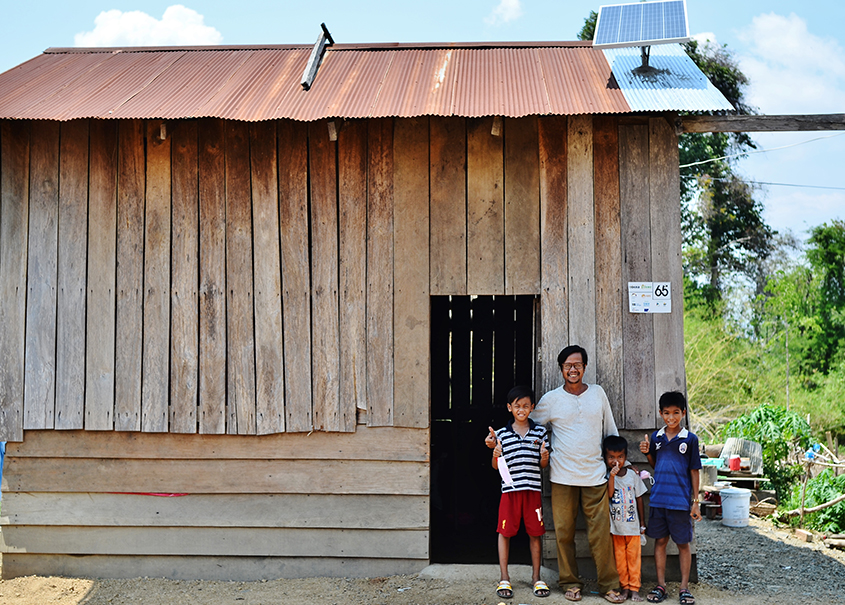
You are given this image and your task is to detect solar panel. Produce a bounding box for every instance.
[593,0,690,48]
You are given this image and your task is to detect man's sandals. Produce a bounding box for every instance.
[604,589,626,603]
[496,580,513,599]
[564,586,582,602]
[533,580,550,598]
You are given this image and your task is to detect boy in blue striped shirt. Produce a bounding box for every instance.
[491,385,551,599]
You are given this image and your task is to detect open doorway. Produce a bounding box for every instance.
[430,294,538,563]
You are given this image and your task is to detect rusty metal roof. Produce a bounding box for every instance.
[0,42,731,121]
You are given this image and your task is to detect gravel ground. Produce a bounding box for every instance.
[1,516,844,604]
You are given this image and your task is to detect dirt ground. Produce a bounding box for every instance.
[1,516,844,604]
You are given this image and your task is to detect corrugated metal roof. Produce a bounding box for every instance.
[603,44,735,113]
[0,42,732,121]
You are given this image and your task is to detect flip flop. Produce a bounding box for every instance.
[533,580,550,597]
[565,586,582,602]
[496,580,513,599]
[604,589,626,603]
[679,589,695,604]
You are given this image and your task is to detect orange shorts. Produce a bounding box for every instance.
[497,490,544,537]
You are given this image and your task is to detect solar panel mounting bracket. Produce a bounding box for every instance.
[301,23,335,91]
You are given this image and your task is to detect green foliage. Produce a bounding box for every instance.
[578,11,597,41]
[722,405,811,498]
[784,469,845,533]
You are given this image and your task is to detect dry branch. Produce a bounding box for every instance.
[781,492,845,517]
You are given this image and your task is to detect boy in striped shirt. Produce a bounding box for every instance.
[491,385,551,599]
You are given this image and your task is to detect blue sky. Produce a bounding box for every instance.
[2,0,843,242]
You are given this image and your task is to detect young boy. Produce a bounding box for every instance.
[491,385,551,599]
[604,435,647,602]
[639,392,702,605]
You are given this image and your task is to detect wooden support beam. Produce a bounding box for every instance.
[679,114,845,133]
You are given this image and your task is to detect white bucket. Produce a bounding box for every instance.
[721,487,751,527]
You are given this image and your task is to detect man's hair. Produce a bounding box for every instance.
[557,345,588,368]
[506,385,535,406]
[659,390,687,412]
[602,435,628,458]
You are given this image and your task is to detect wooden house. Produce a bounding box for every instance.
[0,40,732,579]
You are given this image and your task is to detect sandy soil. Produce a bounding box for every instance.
[1,516,844,604]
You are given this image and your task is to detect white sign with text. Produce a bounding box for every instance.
[627,282,671,313]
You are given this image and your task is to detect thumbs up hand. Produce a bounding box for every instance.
[493,439,503,459]
[639,433,650,454]
[540,440,549,464]
[486,427,497,449]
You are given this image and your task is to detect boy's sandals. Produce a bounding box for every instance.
[679,589,695,604]
[533,580,550,598]
[564,586,582,601]
[496,580,514,599]
[647,585,667,603]
[604,589,626,603]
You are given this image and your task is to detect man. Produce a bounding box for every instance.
[487,345,624,603]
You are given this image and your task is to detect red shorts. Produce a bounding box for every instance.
[497,490,544,537]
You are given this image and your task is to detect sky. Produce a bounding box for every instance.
[1,0,843,243]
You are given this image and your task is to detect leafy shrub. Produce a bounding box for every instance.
[784,469,845,534]
[722,404,811,499]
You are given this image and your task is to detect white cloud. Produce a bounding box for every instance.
[74,5,223,47]
[484,0,523,26]
[691,32,718,47]
[737,12,845,114]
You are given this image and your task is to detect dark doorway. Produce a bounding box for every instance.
[430,295,538,563]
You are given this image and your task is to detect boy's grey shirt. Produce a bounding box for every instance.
[531,383,619,486]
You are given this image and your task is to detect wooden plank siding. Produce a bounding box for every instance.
[2,429,429,579]
[0,115,684,440]
[0,114,689,581]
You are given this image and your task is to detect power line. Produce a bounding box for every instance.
[681,175,845,191]
[678,131,845,169]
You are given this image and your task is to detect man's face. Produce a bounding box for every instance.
[560,352,585,385]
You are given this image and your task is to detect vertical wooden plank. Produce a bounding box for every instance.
[115,120,145,432]
[55,120,89,430]
[85,120,118,431]
[309,120,341,432]
[471,296,494,407]
[649,118,686,405]
[467,117,504,295]
[367,118,394,426]
[567,115,597,385]
[538,116,568,394]
[429,116,467,296]
[504,116,541,295]
[198,119,227,434]
[250,121,285,435]
[393,117,430,429]
[225,121,256,435]
[338,120,368,420]
[450,297,471,411]
[619,123,655,429]
[278,119,312,433]
[593,116,624,424]
[24,121,60,430]
[0,121,30,441]
[171,120,199,434]
[142,120,171,433]
[430,296,451,421]
[493,295,516,403]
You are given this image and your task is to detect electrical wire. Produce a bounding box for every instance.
[680,175,845,191]
[678,131,845,169]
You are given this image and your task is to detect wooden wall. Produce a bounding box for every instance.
[1,428,429,579]
[0,114,685,579]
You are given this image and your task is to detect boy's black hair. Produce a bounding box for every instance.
[659,390,687,412]
[506,385,535,406]
[602,434,628,459]
[557,345,588,368]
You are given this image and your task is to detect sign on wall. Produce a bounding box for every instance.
[628,282,671,313]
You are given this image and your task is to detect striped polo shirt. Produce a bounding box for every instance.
[496,419,549,493]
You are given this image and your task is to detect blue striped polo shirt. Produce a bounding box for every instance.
[647,426,702,511]
[495,419,549,493]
